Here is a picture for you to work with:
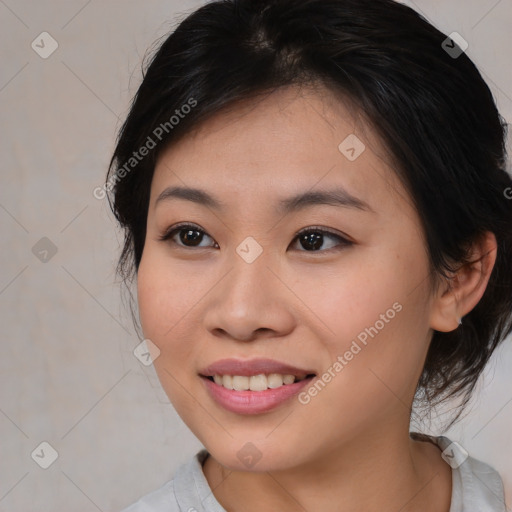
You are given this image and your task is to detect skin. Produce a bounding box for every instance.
[137,85,497,512]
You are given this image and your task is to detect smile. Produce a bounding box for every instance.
[208,373,310,391]
[199,358,316,414]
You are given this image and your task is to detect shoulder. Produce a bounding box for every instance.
[120,479,177,512]
[120,449,213,512]
[411,432,507,512]
[450,444,507,512]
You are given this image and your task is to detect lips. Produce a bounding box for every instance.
[199,358,316,379]
[199,358,317,414]
[211,373,309,391]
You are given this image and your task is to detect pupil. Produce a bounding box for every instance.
[301,232,323,251]
[180,229,202,246]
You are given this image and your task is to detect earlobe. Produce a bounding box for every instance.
[429,278,460,333]
[429,232,497,333]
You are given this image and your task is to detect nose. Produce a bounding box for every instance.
[202,253,296,342]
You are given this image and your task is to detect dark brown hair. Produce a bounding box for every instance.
[107,0,512,424]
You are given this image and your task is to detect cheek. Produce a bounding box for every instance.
[136,250,199,412]
[291,252,402,350]
[136,247,202,339]
[136,246,212,385]
[294,247,431,399]
[136,254,166,339]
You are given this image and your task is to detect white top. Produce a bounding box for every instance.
[120,434,507,511]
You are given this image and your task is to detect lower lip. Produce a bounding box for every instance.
[201,375,314,414]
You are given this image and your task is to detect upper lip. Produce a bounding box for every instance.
[199,358,316,378]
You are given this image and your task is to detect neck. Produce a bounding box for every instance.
[202,427,452,512]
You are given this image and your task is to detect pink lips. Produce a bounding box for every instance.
[199,358,315,378]
[199,358,316,415]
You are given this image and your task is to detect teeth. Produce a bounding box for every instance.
[249,374,268,391]
[232,375,249,391]
[267,373,285,389]
[222,375,233,390]
[283,374,295,385]
[212,373,307,391]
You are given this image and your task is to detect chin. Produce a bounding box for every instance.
[197,429,311,473]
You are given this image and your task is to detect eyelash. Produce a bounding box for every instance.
[158,222,353,253]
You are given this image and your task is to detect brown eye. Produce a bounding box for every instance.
[291,227,352,252]
[178,228,204,246]
[298,231,324,251]
[159,223,218,248]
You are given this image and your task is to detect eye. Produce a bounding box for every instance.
[290,226,353,252]
[159,223,352,253]
[158,223,218,249]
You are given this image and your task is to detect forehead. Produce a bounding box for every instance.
[150,85,410,217]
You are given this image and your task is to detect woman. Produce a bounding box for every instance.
[107,0,512,510]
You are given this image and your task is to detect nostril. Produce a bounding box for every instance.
[255,327,273,335]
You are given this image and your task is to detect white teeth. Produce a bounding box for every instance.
[249,374,268,391]
[283,374,295,385]
[267,373,285,389]
[222,375,233,389]
[212,373,306,391]
[232,375,249,391]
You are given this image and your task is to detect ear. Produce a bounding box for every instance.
[429,232,497,332]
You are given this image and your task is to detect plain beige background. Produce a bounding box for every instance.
[1,1,511,510]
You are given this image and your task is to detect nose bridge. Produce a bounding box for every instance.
[224,230,274,303]
[221,246,274,318]
[203,242,295,341]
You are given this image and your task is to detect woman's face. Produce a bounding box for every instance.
[137,86,437,472]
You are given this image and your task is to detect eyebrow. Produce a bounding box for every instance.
[278,188,374,214]
[155,186,224,210]
[155,185,374,214]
